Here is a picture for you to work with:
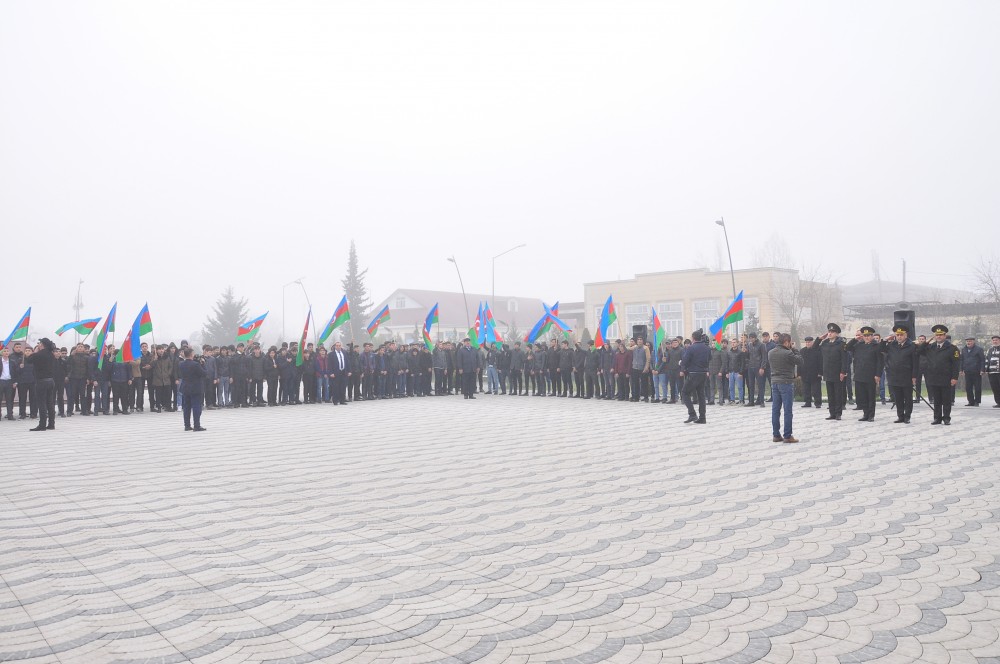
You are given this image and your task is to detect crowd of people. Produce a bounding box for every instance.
[1,323,997,437]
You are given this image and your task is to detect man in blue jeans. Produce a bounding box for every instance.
[768,333,803,443]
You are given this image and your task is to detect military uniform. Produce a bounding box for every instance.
[880,327,919,423]
[918,324,961,424]
[845,326,884,422]
[815,323,850,420]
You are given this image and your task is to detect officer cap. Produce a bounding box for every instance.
[827,323,842,334]
[893,326,907,334]
[931,324,948,334]
[859,326,875,335]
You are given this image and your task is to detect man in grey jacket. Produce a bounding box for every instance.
[768,333,803,443]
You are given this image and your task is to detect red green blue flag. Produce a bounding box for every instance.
[95,303,117,369]
[237,312,268,342]
[366,305,390,337]
[116,304,152,363]
[651,307,665,362]
[56,318,101,337]
[526,302,572,344]
[295,307,311,366]
[483,304,503,346]
[423,303,439,352]
[595,295,617,348]
[710,290,744,346]
[469,303,483,349]
[320,296,350,343]
[1,308,31,349]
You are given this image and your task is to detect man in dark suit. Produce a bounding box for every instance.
[178,348,208,431]
[457,338,480,399]
[329,341,350,405]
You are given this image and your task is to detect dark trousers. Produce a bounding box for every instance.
[461,371,476,397]
[250,379,264,404]
[890,384,914,421]
[747,370,766,405]
[629,369,644,400]
[55,380,66,415]
[716,374,729,403]
[156,385,172,410]
[301,376,315,403]
[0,379,13,418]
[332,374,348,403]
[990,373,1000,406]
[604,372,615,399]
[203,379,215,407]
[35,378,55,428]
[510,369,523,394]
[825,380,845,417]
[232,378,247,406]
[682,372,708,420]
[362,372,375,399]
[855,380,876,419]
[111,381,129,413]
[82,381,93,414]
[616,373,629,400]
[585,371,597,398]
[965,372,982,404]
[147,379,156,409]
[666,374,680,401]
[802,376,822,406]
[131,377,146,409]
[267,377,279,405]
[927,385,953,422]
[68,378,86,412]
[17,383,35,417]
[182,391,204,428]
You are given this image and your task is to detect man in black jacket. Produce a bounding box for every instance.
[919,324,961,425]
[815,323,850,420]
[800,336,823,408]
[679,330,711,424]
[845,326,884,422]
[457,338,479,399]
[881,325,919,423]
[960,337,985,406]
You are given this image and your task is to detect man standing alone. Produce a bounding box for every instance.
[960,337,985,406]
[679,329,711,424]
[768,334,802,443]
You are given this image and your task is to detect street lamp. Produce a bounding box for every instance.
[716,218,738,334]
[282,276,305,341]
[447,257,471,329]
[492,243,526,308]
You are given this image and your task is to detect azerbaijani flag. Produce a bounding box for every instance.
[422,303,439,352]
[423,303,439,352]
[651,307,665,361]
[469,302,483,349]
[526,302,572,344]
[483,304,503,346]
[95,303,117,369]
[56,318,101,337]
[320,296,350,343]
[709,290,744,346]
[594,295,616,348]
[116,303,151,363]
[237,312,268,342]
[295,307,311,366]
[1,308,31,349]
[366,305,390,337]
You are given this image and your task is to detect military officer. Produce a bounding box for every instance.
[918,324,961,425]
[814,323,850,420]
[845,326,884,422]
[880,325,920,423]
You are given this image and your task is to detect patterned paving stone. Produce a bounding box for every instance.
[0,397,998,662]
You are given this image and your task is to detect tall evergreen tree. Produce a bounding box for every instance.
[341,240,373,346]
[202,286,250,346]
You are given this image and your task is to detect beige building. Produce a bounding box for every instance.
[583,268,842,342]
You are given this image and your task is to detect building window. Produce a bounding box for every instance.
[744,297,759,318]
[657,301,683,338]
[625,304,650,336]
[395,297,406,309]
[693,299,719,332]
[507,300,518,313]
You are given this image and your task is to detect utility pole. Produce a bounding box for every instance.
[74,279,84,344]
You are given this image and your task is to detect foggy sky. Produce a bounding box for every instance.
[2,1,998,342]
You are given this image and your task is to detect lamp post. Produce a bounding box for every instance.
[716,218,738,334]
[492,243,526,308]
[447,257,471,329]
[282,276,305,341]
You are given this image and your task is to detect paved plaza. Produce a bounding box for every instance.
[1,396,998,664]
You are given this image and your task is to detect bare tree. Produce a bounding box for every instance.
[972,255,1000,330]
[769,264,840,341]
[752,234,795,269]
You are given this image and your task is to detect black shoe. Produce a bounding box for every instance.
[695,418,706,424]
[29,426,46,432]
[931,420,942,425]
[894,419,905,423]
[684,415,697,423]
[469,396,476,399]
[858,417,868,421]
[46,424,54,430]
[853,406,863,410]
[943,419,951,425]
[194,426,207,432]
[801,404,812,408]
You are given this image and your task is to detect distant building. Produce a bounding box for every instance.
[583,268,843,342]
[366,289,552,344]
